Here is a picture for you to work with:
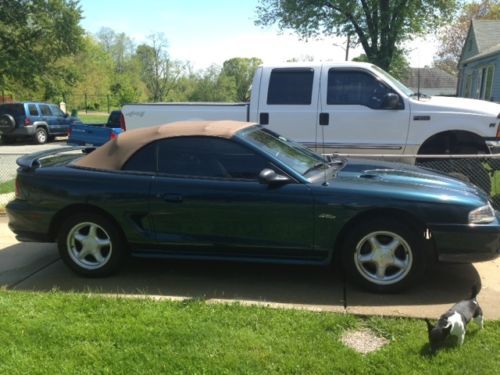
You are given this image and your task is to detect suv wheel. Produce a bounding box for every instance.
[34,127,48,144]
[0,114,15,132]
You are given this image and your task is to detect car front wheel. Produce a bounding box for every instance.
[57,213,126,277]
[341,218,427,293]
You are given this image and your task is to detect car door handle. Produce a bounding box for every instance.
[159,193,183,202]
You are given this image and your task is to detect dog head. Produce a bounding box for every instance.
[426,319,452,352]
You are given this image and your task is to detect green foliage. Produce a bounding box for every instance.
[0,0,84,88]
[220,57,263,101]
[0,291,499,374]
[353,49,410,80]
[256,0,458,70]
[188,65,238,102]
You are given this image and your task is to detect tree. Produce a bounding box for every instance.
[0,0,84,89]
[135,33,185,102]
[96,27,135,74]
[434,0,500,75]
[220,57,262,101]
[255,0,457,71]
[188,65,237,102]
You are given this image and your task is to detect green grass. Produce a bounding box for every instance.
[0,179,15,194]
[78,113,109,124]
[0,291,498,374]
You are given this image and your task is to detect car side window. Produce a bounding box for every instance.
[267,68,314,105]
[39,104,52,116]
[327,69,392,109]
[157,137,269,180]
[28,104,39,116]
[122,142,157,173]
[49,105,64,117]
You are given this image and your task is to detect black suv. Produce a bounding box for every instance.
[0,102,82,144]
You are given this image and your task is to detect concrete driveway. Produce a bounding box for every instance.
[1,216,499,319]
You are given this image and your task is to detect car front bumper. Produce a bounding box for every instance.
[429,221,500,263]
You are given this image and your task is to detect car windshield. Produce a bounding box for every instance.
[237,126,329,176]
[371,65,415,96]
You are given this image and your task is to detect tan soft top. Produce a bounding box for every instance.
[74,120,256,170]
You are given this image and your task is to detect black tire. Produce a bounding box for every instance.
[34,127,48,144]
[341,218,427,293]
[1,135,14,144]
[0,114,15,132]
[57,213,126,277]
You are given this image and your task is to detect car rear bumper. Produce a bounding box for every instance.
[0,125,36,137]
[6,199,53,242]
[429,222,500,263]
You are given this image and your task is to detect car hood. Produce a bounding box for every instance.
[410,96,500,117]
[332,158,488,204]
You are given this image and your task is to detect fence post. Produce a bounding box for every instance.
[84,93,88,114]
[107,95,110,113]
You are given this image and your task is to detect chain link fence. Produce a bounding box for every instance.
[1,152,500,209]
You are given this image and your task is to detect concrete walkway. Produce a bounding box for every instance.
[1,216,499,319]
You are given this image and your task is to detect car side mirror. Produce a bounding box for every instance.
[382,93,401,109]
[258,168,290,185]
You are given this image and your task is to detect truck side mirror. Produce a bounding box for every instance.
[382,93,401,109]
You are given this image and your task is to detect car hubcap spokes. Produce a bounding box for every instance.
[67,222,112,269]
[354,231,413,285]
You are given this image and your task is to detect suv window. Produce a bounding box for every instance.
[327,69,392,109]
[267,68,314,105]
[39,104,52,116]
[28,104,39,116]
[157,137,269,180]
[49,105,65,117]
[0,104,24,116]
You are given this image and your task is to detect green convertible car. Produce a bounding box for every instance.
[6,121,500,292]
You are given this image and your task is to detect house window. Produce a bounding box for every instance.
[482,65,495,100]
[464,74,472,98]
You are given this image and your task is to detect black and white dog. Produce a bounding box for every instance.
[425,286,483,352]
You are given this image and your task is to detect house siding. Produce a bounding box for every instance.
[459,55,500,102]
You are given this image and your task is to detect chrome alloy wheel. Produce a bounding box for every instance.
[353,231,413,286]
[67,222,112,270]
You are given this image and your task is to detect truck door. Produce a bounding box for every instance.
[257,67,320,145]
[319,67,410,155]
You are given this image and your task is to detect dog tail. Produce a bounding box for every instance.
[470,285,479,299]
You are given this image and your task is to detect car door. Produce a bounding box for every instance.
[148,136,316,259]
[39,104,57,132]
[319,67,410,155]
[49,104,68,134]
[257,67,320,145]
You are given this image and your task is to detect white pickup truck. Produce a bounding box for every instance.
[122,62,500,158]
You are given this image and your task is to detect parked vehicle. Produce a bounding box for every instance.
[67,110,125,146]
[6,121,500,292]
[0,102,82,144]
[122,62,500,191]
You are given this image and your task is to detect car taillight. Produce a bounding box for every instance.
[110,132,117,140]
[119,112,126,131]
[497,124,500,138]
[24,117,32,126]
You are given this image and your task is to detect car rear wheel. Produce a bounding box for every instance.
[34,127,48,144]
[0,114,15,132]
[57,213,126,277]
[341,218,427,293]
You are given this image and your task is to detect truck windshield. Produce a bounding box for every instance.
[371,65,414,97]
[237,126,328,176]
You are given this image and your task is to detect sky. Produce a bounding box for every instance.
[79,0,437,70]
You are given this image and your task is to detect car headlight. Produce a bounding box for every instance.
[469,203,496,224]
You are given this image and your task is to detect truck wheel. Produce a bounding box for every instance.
[57,213,126,277]
[34,127,48,144]
[341,218,427,293]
